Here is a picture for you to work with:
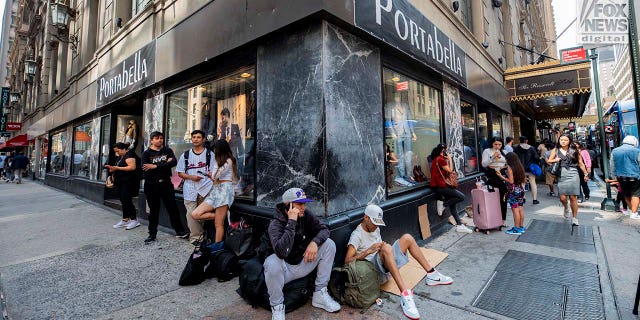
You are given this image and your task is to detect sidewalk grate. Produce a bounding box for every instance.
[517,219,595,253]
[473,250,604,320]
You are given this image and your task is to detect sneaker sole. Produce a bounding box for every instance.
[426,280,453,286]
[402,311,420,320]
[125,224,141,230]
[311,302,340,313]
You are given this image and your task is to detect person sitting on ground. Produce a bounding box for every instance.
[263,188,340,320]
[345,204,453,320]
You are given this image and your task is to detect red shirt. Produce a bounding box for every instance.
[430,155,448,188]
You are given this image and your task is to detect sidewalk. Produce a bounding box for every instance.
[0,179,638,319]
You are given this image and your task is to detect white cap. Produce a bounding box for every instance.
[622,135,639,148]
[364,204,386,226]
[281,188,313,203]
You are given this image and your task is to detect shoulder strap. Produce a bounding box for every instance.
[183,150,190,171]
[206,150,211,168]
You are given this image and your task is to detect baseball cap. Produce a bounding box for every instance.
[282,188,314,203]
[364,204,386,226]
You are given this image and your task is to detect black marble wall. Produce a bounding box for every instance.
[256,21,385,217]
[256,23,326,213]
[323,22,384,214]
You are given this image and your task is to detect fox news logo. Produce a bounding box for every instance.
[577,0,628,46]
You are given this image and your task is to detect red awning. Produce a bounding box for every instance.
[3,134,32,147]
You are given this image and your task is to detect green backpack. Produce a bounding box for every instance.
[329,260,380,310]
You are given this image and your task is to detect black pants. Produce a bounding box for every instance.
[486,172,508,220]
[578,170,590,198]
[144,179,186,236]
[616,192,628,210]
[433,187,465,225]
[117,181,139,220]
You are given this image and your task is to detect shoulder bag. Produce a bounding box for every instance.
[437,161,458,189]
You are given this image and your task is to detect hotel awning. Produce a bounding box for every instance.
[505,61,592,120]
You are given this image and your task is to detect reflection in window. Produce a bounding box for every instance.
[167,67,256,199]
[461,101,478,174]
[132,0,152,16]
[38,137,48,178]
[49,130,67,175]
[72,122,93,177]
[383,68,441,194]
[98,115,111,180]
[477,112,488,153]
[491,113,502,139]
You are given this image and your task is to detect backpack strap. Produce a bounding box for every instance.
[206,149,211,169]
[183,150,190,172]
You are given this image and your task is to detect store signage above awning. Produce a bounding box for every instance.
[560,47,588,64]
[354,0,467,86]
[96,41,156,107]
[6,122,21,131]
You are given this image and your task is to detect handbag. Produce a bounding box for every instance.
[224,211,254,258]
[178,246,210,286]
[548,162,561,177]
[105,175,115,188]
[437,162,458,189]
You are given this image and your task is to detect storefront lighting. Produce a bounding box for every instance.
[240,73,252,78]
[24,59,37,77]
[50,0,76,29]
[391,77,400,82]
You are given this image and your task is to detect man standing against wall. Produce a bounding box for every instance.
[176,130,216,246]
[610,136,640,219]
[142,131,189,243]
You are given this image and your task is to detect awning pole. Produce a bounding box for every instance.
[590,48,616,211]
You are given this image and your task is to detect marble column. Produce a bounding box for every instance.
[143,87,165,149]
[256,23,325,213]
[323,22,384,214]
[89,117,101,180]
[63,126,73,175]
[443,82,464,177]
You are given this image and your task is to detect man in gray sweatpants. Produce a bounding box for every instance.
[264,188,340,320]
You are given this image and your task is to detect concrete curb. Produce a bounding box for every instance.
[1,273,9,320]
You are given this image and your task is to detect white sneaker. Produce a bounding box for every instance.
[436,200,445,216]
[456,225,473,234]
[426,270,453,286]
[563,207,570,219]
[630,213,640,220]
[572,217,579,226]
[311,287,341,313]
[113,220,128,229]
[271,304,285,320]
[125,219,141,230]
[400,290,420,320]
[621,209,630,216]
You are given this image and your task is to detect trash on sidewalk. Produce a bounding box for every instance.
[380,248,448,296]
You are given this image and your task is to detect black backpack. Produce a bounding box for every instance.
[204,249,240,282]
[237,256,314,312]
[178,246,210,286]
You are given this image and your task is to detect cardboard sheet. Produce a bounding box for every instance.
[418,204,431,240]
[380,247,449,296]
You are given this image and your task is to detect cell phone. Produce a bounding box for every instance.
[196,171,207,176]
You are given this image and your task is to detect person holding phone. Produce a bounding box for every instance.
[107,142,142,230]
[481,137,509,226]
[430,144,472,233]
[176,130,217,246]
[263,188,340,319]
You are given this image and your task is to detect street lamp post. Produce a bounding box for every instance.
[590,48,617,211]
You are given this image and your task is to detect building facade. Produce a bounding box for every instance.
[7,0,556,248]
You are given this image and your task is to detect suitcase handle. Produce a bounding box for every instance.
[477,204,480,215]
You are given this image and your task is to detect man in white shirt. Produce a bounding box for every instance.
[176,130,217,245]
[344,205,453,320]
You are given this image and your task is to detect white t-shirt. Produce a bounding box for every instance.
[176,149,217,201]
[347,224,382,262]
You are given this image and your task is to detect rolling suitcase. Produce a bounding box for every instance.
[471,189,503,234]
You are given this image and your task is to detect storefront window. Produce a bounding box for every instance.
[49,130,67,174]
[383,69,441,194]
[98,115,111,180]
[461,101,478,174]
[491,113,503,139]
[72,122,93,177]
[477,112,488,153]
[166,67,256,199]
[38,137,48,178]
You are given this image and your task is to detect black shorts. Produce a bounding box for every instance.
[619,179,640,198]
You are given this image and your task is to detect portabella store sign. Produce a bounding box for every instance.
[96,41,156,107]
[355,0,467,86]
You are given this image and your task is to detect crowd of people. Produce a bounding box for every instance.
[1,151,29,184]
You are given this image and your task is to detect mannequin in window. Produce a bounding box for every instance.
[217,108,231,142]
[123,120,137,150]
[390,100,417,185]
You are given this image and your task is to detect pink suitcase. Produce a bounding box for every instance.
[471,189,503,234]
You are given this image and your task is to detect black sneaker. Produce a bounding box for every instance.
[144,235,156,244]
[532,200,540,205]
[175,232,190,239]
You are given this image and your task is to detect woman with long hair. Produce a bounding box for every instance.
[481,137,509,226]
[106,142,142,230]
[573,141,591,201]
[430,143,473,233]
[496,153,527,234]
[547,134,589,225]
[191,139,238,251]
